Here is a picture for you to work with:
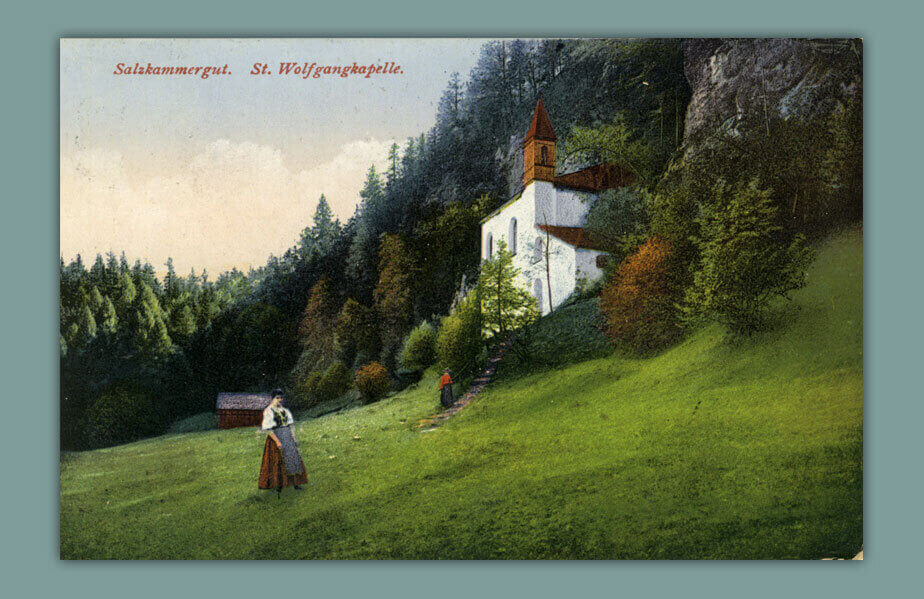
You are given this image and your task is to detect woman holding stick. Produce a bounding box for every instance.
[258,389,307,497]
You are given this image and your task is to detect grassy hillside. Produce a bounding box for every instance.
[60,228,862,559]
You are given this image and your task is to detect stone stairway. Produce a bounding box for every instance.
[416,339,512,431]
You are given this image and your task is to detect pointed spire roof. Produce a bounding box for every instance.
[524,98,557,143]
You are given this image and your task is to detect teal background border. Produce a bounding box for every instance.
[3,0,917,596]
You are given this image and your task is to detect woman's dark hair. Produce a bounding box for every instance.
[271,388,285,400]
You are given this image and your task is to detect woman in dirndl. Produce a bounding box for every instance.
[258,389,307,497]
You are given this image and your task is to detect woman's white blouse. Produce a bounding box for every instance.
[261,406,294,431]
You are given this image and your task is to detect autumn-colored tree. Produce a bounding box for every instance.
[354,361,391,403]
[600,237,683,353]
[293,276,340,373]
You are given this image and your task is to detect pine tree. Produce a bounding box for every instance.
[436,72,463,127]
[683,178,815,335]
[150,317,173,357]
[170,303,197,343]
[195,284,221,328]
[401,137,420,179]
[67,254,85,280]
[163,257,179,300]
[115,271,137,316]
[386,143,400,187]
[98,296,119,336]
[75,302,98,348]
[88,285,105,313]
[131,280,173,357]
[64,322,79,348]
[299,194,341,257]
[90,254,106,286]
[346,166,387,300]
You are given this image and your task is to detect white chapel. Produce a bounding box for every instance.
[480,99,635,314]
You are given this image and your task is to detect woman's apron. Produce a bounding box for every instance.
[274,425,305,475]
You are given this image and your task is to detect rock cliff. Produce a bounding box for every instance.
[682,38,861,149]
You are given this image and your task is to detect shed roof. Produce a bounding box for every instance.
[536,225,609,251]
[216,392,272,411]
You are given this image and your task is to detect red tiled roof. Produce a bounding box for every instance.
[553,163,636,192]
[536,225,608,251]
[524,98,557,142]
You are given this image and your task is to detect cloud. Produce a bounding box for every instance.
[60,138,394,275]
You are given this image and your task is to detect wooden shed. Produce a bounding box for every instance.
[216,392,272,429]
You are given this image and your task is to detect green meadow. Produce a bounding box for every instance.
[60,228,862,559]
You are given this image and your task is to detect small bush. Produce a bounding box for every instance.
[354,362,391,403]
[600,237,683,353]
[399,321,437,371]
[83,381,162,448]
[319,361,352,400]
[437,291,483,379]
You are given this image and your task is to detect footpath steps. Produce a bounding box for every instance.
[416,339,512,431]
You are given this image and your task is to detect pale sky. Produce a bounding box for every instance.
[60,38,487,275]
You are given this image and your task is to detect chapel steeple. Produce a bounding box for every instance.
[523,98,557,187]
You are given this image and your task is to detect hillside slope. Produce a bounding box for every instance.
[60,228,862,559]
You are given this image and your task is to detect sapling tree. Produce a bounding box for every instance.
[477,240,539,340]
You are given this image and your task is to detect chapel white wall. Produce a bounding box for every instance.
[552,187,595,227]
[481,181,602,316]
[520,235,576,314]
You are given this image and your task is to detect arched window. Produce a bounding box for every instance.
[531,236,543,264]
[533,278,544,312]
[485,233,493,259]
[509,218,518,255]
[540,145,548,165]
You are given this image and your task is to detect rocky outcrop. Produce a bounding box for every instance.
[682,38,861,148]
[500,132,525,199]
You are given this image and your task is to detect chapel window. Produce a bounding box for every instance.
[509,218,518,254]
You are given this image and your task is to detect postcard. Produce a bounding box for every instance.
[59,37,862,560]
